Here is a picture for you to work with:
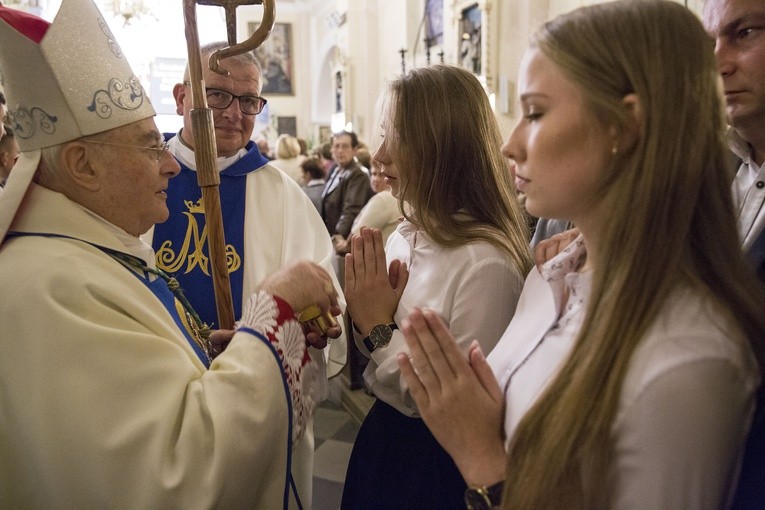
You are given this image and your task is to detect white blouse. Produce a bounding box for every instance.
[488,235,760,508]
[360,219,527,417]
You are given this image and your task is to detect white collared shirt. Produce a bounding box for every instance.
[729,128,765,250]
[360,219,526,416]
[321,166,348,198]
[488,235,759,508]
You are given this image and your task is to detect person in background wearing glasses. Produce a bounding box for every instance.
[0,125,18,190]
[0,2,342,508]
[321,130,374,240]
[145,40,346,509]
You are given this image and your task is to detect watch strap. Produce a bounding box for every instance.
[362,334,375,352]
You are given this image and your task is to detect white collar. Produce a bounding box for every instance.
[727,127,754,164]
[79,206,156,269]
[169,130,248,172]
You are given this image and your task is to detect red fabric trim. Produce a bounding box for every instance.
[0,6,50,43]
[270,294,311,365]
[271,294,297,323]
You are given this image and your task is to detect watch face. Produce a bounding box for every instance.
[369,324,393,348]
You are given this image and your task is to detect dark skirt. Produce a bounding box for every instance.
[340,399,467,510]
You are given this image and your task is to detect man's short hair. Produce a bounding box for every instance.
[320,142,332,160]
[332,130,358,148]
[182,41,262,82]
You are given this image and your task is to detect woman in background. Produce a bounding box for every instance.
[271,133,304,183]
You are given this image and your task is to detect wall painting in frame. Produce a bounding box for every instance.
[248,21,294,95]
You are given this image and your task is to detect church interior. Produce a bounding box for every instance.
[3,1,757,510]
[4,0,704,148]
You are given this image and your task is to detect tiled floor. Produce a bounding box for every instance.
[312,378,374,510]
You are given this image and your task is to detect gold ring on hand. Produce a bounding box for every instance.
[298,304,338,336]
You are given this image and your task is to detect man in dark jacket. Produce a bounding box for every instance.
[321,130,374,237]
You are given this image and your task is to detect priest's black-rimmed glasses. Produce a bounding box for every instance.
[184,82,267,116]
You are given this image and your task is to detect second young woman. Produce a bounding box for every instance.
[340,64,533,509]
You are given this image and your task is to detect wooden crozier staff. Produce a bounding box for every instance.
[181,0,275,330]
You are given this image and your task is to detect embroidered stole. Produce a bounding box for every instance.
[139,271,211,367]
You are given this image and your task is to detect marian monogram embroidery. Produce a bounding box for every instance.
[155,197,242,276]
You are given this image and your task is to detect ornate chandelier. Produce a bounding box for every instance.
[106,0,153,26]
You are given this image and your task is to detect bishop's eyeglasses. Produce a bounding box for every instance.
[81,139,170,164]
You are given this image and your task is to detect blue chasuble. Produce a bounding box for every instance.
[153,139,269,328]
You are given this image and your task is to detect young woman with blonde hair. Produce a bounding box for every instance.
[341,64,533,508]
[271,133,304,183]
[398,1,765,508]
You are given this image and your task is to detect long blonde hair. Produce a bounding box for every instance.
[383,64,532,274]
[504,1,765,507]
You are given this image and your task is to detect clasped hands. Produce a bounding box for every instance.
[397,311,507,488]
[392,230,585,487]
[343,227,408,338]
